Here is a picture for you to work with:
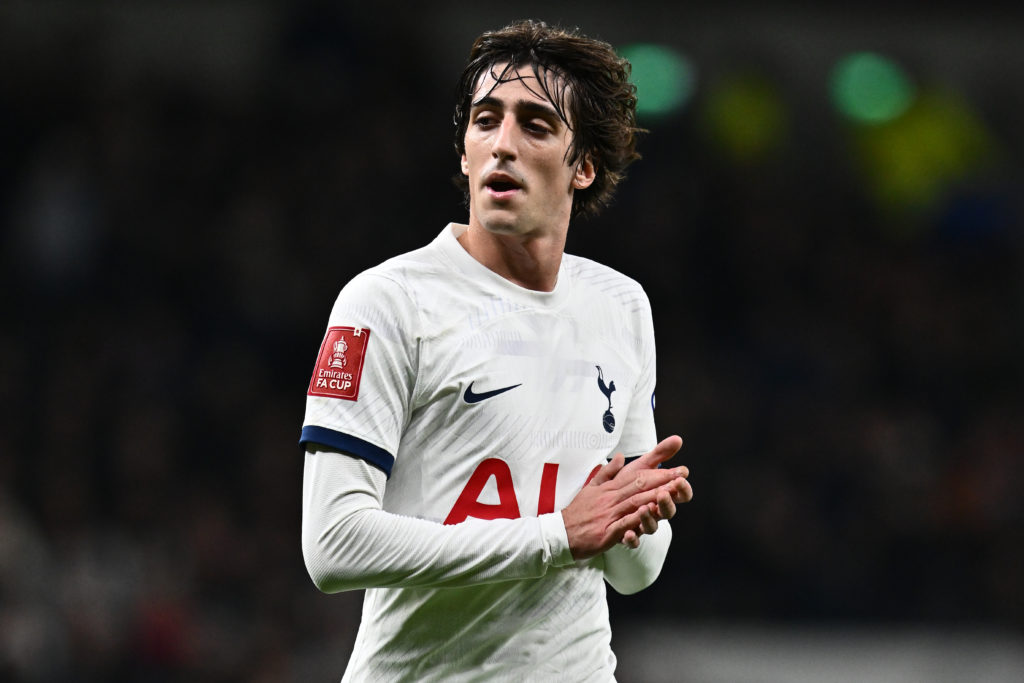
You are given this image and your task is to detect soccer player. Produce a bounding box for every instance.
[300,19,693,682]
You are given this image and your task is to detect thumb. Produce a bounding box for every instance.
[589,452,625,486]
[624,435,683,472]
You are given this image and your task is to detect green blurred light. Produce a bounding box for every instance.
[620,43,695,117]
[831,52,915,124]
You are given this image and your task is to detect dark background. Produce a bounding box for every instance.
[1,1,1022,680]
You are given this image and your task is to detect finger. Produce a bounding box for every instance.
[590,452,625,486]
[657,491,676,520]
[611,505,660,542]
[610,467,689,504]
[610,484,676,521]
[621,435,684,474]
[654,476,692,503]
[621,529,640,548]
[668,477,693,504]
[640,505,658,535]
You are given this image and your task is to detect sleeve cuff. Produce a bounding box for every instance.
[539,512,575,568]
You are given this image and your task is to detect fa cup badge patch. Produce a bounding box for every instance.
[309,327,370,400]
[329,337,348,369]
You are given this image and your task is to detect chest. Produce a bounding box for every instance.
[389,309,642,520]
[423,309,637,440]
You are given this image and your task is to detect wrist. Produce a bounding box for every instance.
[541,512,574,567]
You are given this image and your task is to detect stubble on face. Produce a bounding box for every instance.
[461,63,582,240]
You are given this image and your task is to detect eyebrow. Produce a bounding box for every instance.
[471,96,563,123]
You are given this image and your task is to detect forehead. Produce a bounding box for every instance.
[471,62,570,114]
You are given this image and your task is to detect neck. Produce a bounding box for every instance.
[457,221,566,292]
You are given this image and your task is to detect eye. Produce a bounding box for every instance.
[474,113,498,128]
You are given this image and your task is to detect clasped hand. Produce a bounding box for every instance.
[561,435,692,560]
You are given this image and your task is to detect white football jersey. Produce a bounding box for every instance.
[301,223,658,682]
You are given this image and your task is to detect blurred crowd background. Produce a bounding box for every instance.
[1,1,1022,681]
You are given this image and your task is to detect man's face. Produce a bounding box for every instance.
[461,63,594,238]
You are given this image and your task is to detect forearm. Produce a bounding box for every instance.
[601,519,672,595]
[301,449,575,593]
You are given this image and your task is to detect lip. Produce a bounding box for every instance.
[485,185,521,201]
[482,171,524,201]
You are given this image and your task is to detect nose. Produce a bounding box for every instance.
[492,115,517,161]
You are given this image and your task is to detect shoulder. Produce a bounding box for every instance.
[337,239,450,305]
[563,254,652,314]
[325,248,426,334]
[360,240,447,291]
[328,235,465,338]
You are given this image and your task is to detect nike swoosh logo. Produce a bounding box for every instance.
[463,381,522,404]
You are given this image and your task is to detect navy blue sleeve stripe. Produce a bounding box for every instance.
[299,426,395,478]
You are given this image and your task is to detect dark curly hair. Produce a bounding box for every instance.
[453,20,644,219]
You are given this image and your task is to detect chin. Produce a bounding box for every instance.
[478,211,522,236]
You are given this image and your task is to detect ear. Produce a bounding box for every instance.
[461,153,469,177]
[572,157,596,190]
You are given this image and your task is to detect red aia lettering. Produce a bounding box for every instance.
[537,463,559,515]
[444,461,605,524]
[443,458,520,524]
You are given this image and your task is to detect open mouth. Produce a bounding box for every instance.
[484,174,523,199]
[487,180,521,192]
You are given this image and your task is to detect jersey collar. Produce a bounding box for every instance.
[436,223,572,309]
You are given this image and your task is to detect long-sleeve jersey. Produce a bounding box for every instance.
[300,223,671,682]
